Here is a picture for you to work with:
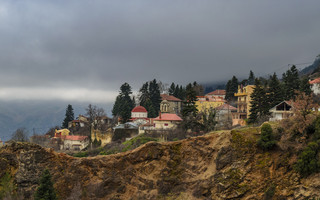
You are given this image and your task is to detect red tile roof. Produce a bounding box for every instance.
[309,77,320,84]
[154,113,182,121]
[161,94,182,102]
[132,106,147,113]
[65,135,88,141]
[216,104,237,111]
[206,89,226,96]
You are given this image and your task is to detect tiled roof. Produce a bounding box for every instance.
[206,89,226,96]
[216,104,237,111]
[154,113,182,121]
[161,94,182,102]
[309,77,320,84]
[132,106,147,113]
[65,135,88,141]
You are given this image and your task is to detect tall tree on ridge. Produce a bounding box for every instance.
[169,82,175,95]
[300,76,312,96]
[268,73,284,108]
[283,65,300,100]
[181,83,199,131]
[149,79,162,117]
[62,104,74,128]
[248,78,269,124]
[225,76,239,102]
[248,70,255,85]
[112,82,134,123]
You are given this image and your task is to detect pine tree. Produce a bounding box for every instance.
[144,98,156,118]
[248,79,269,124]
[169,82,175,95]
[149,79,162,117]
[248,70,255,85]
[300,76,312,95]
[34,169,57,200]
[62,104,74,128]
[225,76,239,101]
[268,73,283,108]
[283,65,300,100]
[139,82,150,107]
[112,83,134,123]
[182,83,199,131]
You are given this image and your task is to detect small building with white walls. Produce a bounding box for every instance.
[131,106,149,125]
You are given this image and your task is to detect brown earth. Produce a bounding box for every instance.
[1,129,320,200]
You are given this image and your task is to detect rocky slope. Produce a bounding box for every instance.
[1,129,320,200]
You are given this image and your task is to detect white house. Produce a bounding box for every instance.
[63,135,89,151]
[310,77,320,95]
[269,101,294,121]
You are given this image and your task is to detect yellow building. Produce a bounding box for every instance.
[233,85,255,126]
[54,129,70,138]
[195,96,225,114]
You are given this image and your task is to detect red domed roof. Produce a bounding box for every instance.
[132,106,147,113]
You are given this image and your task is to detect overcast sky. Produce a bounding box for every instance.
[0,0,320,103]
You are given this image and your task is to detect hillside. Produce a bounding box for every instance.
[1,127,320,200]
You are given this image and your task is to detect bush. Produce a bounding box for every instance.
[73,151,88,157]
[294,142,320,177]
[258,123,276,151]
[34,169,57,200]
[122,135,158,152]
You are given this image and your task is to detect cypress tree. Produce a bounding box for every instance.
[34,169,57,200]
[62,104,74,129]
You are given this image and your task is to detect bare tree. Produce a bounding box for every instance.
[11,128,29,142]
[85,104,107,130]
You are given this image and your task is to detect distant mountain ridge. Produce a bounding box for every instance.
[0,100,111,142]
[299,55,320,76]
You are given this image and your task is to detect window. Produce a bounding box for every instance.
[164,123,168,126]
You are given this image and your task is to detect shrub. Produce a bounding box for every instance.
[294,142,320,177]
[73,151,88,157]
[34,169,57,200]
[258,123,276,151]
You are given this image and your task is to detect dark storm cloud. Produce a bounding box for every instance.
[0,0,320,102]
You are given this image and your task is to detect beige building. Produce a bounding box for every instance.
[233,85,255,126]
[160,94,182,114]
[153,113,182,130]
[63,135,89,151]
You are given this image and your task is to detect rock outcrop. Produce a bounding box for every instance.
[1,130,320,199]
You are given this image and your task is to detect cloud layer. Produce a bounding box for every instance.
[0,0,320,102]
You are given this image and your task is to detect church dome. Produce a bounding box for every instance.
[132,106,147,113]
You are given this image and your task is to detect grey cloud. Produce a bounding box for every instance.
[0,0,320,102]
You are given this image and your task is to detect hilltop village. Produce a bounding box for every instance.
[2,59,320,199]
[3,61,317,156]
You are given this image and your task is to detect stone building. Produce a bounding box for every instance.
[160,94,182,115]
